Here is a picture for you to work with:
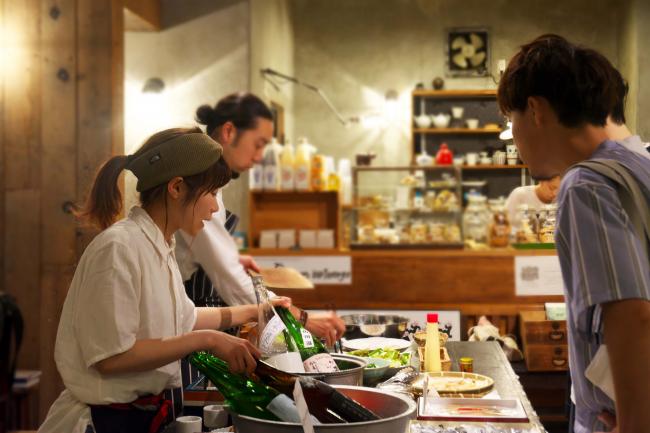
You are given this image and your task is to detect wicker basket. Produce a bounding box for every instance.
[418,346,452,371]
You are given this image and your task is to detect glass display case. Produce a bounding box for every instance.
[350,166,463,248]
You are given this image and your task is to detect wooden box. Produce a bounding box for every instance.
[519,310,568,372]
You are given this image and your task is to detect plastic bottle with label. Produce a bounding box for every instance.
[263,138,282,191]
[250,161,264,191]
[424,313,442,372]
[311,154,327,191]
[280,139,296,191]
[295,137,314,191]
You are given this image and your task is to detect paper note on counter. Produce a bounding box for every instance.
[515,255,564,296]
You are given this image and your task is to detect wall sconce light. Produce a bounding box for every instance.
[142,77,165,93]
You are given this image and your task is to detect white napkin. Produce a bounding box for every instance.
[585,344,616,402]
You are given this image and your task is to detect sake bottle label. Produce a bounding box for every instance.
[259,315,287,354]
[300,328,314,348]
[303,353,339,373]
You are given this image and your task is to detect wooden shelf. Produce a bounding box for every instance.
[412,89,497,98]
[353,165,458,172]
[462,164,527,170]
[248,191,340,249]
[250,190,337,196]
[413,127,501,134]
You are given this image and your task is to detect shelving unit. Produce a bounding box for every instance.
[248,190,340,249]
[412,89,529,198]
[350,165,463,249]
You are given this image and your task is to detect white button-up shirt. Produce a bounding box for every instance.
[175,190,261,306]
[39,207,197,433]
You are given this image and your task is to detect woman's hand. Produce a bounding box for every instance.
[202,330,261,374]
[270,296,292,309]
[305,311,346,347]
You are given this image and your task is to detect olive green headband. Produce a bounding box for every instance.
[126,133,223,192]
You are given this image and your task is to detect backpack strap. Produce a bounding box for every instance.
[572,159,650,258]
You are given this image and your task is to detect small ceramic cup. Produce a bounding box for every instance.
[204,404,228,429]
[176,416,202,433]
[453,156,465,167]
[466,152,479,166]
[451,106,464,119]
[493,151,506,165]
[466,118,480,129]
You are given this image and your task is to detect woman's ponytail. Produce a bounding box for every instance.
[74,155,130,230]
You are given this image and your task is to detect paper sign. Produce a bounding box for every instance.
[253,256,352,285]
[293,379,315,433]
[515,255,565,296]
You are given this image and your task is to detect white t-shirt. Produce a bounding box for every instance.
[39,206,197,433]
[619,135,650,160]
[505,185,547,223]
[175,190,259,306]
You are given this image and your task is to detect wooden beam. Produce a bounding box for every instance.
[39,0,78,420]
[124,0,160,31]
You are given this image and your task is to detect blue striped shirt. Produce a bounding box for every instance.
[556,140,650,433]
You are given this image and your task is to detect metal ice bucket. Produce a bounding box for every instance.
[230,385,417,432]
[294,353,366,386]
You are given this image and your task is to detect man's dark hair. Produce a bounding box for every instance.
[498,34,622,128]
[195,92,273,136]
[610,71,628,125]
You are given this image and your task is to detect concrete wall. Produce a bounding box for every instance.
[250,0,295,141]
[289,0,621,166]
[634,0,650,140]
[617,0,638,134]
[124,0,250,217]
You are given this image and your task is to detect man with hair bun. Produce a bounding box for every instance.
[175,93,345,349]
[499,34,650,433]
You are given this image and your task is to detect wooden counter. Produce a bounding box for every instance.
[251,248,563,336]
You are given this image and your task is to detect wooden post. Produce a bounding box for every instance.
[1,0,124,423]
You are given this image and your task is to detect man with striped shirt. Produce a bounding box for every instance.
[499,35,650,433]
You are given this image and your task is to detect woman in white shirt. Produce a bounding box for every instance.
[38,128,289,433]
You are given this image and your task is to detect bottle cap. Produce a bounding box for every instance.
[427,313,438,323]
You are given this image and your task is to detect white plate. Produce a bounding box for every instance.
[342,337,411,351]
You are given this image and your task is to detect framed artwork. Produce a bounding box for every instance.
[446,28,490,77]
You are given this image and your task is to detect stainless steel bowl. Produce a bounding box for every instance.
[341,314,409,339]
[231,385,417,432]
[295,353,366,386]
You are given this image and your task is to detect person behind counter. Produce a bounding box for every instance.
[504,175,560,223]
[39,128,290,433]
[175,93,345,345]
[498,34,650,433]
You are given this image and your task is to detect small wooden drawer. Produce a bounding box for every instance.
[523,344,569,371]
[520,310,567,345]
[520,310,568,372]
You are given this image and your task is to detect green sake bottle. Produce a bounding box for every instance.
[274,306,339,373]
[189,352,306,423]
